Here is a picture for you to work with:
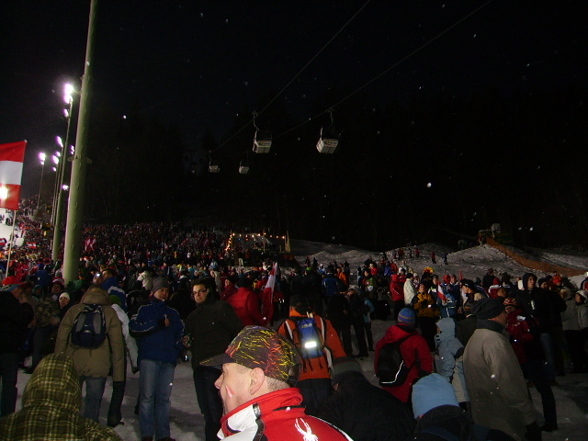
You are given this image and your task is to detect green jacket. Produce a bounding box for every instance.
[0,353,121,440]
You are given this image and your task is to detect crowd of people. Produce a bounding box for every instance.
[1,215,588,440]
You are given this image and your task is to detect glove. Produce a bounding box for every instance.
[525,422,542,441]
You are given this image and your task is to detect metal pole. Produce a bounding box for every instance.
[51,101,74,262]
[36,161,45,212]
[62,0,98,284]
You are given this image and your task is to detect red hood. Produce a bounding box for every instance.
[380,323,417,345]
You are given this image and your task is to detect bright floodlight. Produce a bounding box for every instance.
[63,83,74,104]
[39,152,46,163]
[52,155,59,165]
[0,186,8,200]
[56,136,63,147]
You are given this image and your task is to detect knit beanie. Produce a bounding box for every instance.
[397,308,416,327]
[412,373,459,418]
[151,276,170,294]
[472,297,505,320]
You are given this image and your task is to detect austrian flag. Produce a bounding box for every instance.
[0,141,27,210]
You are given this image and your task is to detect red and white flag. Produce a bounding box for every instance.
[260,262,279,325]
[0,141,27,210]
[437,283,447,302]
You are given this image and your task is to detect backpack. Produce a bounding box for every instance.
[71,304,107,349]
[284,315,325,359]
[376,335,412,387]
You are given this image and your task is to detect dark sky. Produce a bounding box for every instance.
[0,0,585,202]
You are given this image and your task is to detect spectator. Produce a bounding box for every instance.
[226,276,265,326]
[201,326,352,440]
[277,295,347,415]
[374,308,433,404]
[0,284,34,416]
[434,317,468,408]
[130,277,184,441]
[463,298,541,441]
[317,359,414,441]
[54,286,125,423]
[410,373,515,441]
[0,353,121,440]
[183,277,243,441]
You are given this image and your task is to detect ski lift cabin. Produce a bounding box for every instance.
[208,160,220,173]
[316,126,339,154]
[253,130,272,154]
[239,160,250,174]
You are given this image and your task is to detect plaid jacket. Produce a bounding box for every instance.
[0,353,121,441]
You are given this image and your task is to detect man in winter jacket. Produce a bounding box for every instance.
[183,277,243,441]
[516,272,566,379]
[225,276,265,326]
[317,362,414,441]
[374,307,433,403]
[55,286,125,423]
[0,284,34,416]
[463,298,541,441]
[201,325,353,441]
[130,276,184,441]
[0,353,121,440]
[277,295,347,415]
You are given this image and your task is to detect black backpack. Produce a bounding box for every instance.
[376,335,412,387]
[71,304,107,349]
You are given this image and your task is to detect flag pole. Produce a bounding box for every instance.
[5,209,18,277]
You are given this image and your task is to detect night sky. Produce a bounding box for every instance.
[0,1,586,248]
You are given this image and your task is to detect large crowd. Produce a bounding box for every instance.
[0,215,587,440]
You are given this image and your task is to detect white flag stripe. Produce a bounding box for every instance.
[0,161,24,185]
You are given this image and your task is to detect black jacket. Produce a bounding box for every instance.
[0,291,34,353]
[184,295,243,367]
[317,371,415,441]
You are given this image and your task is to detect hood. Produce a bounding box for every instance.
[80,288,109,305]
[435,317,456,343]
[522,273,536,291]
[101,276,119,291]
[22,353,81,412]
[382,323,417,344]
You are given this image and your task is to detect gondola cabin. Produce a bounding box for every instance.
[253,130,272,154]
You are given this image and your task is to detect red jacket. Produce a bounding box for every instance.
[219,388,352,440]
[226,287,265,326]
[389,274,406,302]
[374,324,433,403]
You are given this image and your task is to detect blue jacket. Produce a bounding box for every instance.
[129,299,184,365]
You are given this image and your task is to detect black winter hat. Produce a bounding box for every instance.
[472,297,505,320]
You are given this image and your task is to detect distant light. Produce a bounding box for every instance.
[122,115,127,119]
[56,136,63,148]
[52,155,59,165]
[61,185,69,191]
[427,182,432,188]
[63,83,74,104]
[39,152,46,163]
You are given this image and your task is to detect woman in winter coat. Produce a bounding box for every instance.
[434,317,468,407]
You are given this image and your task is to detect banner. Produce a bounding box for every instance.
[260,262,279,325]
[0,141,27,210]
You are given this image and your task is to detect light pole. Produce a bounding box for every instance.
[52,82,76,261]
[36,152,46,212]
